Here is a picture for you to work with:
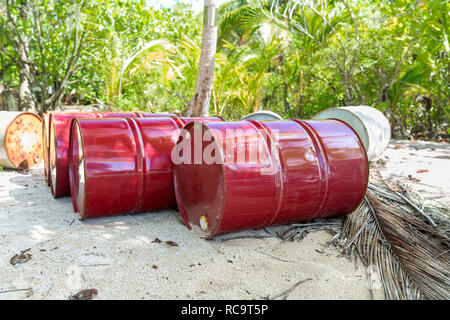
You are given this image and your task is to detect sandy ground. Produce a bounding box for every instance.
[0,139,448,300]
[373,139,450,209]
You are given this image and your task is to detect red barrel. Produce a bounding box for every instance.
[49,111,150,198]
[68,116,223,219]
[173,119,369,238]
[43,111,82,185]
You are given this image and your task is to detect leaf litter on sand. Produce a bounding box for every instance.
[69,288,98,300]
[10,248,32,266]
[251,173,449,300]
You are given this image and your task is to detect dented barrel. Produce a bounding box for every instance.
[0,111,42,169]
[173,119,369,238]
[68,116,222,219]
[313,106,391,161]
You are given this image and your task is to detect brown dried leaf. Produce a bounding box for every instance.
[69,289,98,300]
[408,175,421,182]
[25,289,33,298]
[151,238,162,244]
[394,144,403,149]
[165,241,179,247]
[416,169,429,174]
[10,249,32,266]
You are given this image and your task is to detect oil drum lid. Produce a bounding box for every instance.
[173,122,226,238]
[241,110,283,121]
[313,106,391,161]
[313,107,369,151]
[2,112,42,169]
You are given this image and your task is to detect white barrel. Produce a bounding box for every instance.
[241,110,283,121]
[0,111,43,169]
[313,106,391,161]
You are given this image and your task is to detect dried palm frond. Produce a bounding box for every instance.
[212,218,342,242]
[335,181,450,300]
[273,218,343,241]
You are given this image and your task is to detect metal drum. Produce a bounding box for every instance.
[43,111,81,185]
[313,106,391,161]
[241,110,282,121]
[68,116,222,219]
[0,111,42,169]
[49,111,143,198]
[173,119,369,238]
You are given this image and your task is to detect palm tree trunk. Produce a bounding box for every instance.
[183,0,218,117]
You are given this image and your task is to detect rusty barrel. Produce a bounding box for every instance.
[0,111,42,169]
[68,116,222,219]
[313,106,391,161]
[49,111,170,198]
[173,119,369,238]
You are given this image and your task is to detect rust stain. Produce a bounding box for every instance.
[4,113,42,169]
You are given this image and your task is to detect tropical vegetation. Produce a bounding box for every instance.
[0,0,448,139]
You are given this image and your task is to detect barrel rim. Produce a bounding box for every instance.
[42,113,50,184]
[45,111,82,186]
[47,112,55,188]
[49,117,58,197]
[47,112,59,190]
[313,107,369,151]
[68,118,87,218]
[241,110,283,121]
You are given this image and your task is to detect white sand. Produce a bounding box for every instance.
[0,139,448,300]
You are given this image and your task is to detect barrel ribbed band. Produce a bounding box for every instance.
[291,119,330,220]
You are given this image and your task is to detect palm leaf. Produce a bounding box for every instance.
[278,177,450,300]
[336,181,450,300]
[119,40,171,86]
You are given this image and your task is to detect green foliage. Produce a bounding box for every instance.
[1,0,448,138]
[73,0,202,112]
